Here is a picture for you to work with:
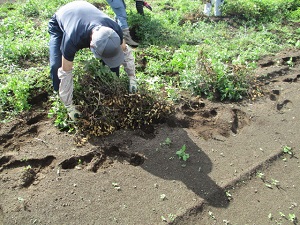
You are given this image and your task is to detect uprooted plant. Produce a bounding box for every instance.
[71,60,174,137]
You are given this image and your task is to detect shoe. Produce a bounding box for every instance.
[123,28,139,47]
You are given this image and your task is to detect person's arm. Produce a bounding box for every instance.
[121,40,137,93]
[58,56,74,107]
[121,40,134,76]
[121,40,127,52]
[58,56,81,120]
[62,56,73,71]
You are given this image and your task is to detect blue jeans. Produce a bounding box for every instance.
[106,0,128,29]
[48,15,62,91]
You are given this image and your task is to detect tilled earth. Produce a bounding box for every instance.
[1,49,300,225]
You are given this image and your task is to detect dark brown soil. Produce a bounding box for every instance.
[1,49,300,225]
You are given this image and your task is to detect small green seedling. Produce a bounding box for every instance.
[168,214,176,222]
[223,219,230,225]
[18,197,25,202]
[24,165,32,171]
[282,146,293,156]
[264,178,280,189]
[160,194,167,201]
[288,213,296,222]
[225,190,233,201]
[287,57,294,67]
[176,144,190,161]
[208,211,216,220]
[268,213,273,220]
[271,179,280,188]
[112,182,121,191]
[78,159,82,165]
[256,171,265,180]
[279,212,286,218]
[161,137,172,147]
[161,216,167,222]
[265,183,273,189]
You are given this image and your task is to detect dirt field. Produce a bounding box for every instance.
[1,49,300,225]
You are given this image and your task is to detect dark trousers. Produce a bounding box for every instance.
[48,15,62,91]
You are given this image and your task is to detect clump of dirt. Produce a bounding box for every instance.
[20,167,36,187]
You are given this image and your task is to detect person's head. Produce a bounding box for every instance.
[90,26,124,68]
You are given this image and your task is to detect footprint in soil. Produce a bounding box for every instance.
[270,89,280,101]
[0,155,56,188]
[20,168,36,187]
[59,146,145,172]
[277,99,292,111]
[0,113,47,152]
[231,109,250,134]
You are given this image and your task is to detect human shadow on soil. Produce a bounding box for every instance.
[92,125,230,209]
[138,127,229,209]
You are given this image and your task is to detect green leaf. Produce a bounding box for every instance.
[268,213,273,220]
[182,153,189,161]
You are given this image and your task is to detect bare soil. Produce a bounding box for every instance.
[1,49,300,225]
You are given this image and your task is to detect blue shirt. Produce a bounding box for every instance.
[54,1,123,61]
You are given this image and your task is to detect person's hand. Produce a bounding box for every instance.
[129,76,137,93]
[66,104,81,121]
[143,1,152,11]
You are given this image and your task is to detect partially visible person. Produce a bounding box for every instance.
[48,1,137,120]
[203,0,224,17]
[135,0,152,16]
[106,0,152,46]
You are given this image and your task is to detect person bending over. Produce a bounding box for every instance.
[48,1,137,120]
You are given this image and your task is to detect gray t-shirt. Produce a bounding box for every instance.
[55,1,123,61]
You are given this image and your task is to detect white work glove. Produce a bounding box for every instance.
[58,68,81,121]
[65,104,81,121]
[58,68,73,107]
[122,44,135,76]
[129,76,137,93]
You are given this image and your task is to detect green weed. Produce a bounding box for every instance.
[161,137,172,147]
[282,145,293,156]
[288,213,297,222]
[223,0,300,22]
[256,171,265,179]
[19,0,39,17]
[176,144,190,161]
[47,94,75,132]
[160,194,167,200]
[265,178,280,189]
[0,72,32,120]
[24,165,32,171]
[1,0,299,129]
[168,214,176,222]
[112,182,121,191]
[208,211,216,221]
[268,213,273,220]
[225,190,233,201]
